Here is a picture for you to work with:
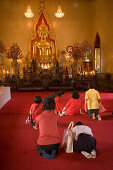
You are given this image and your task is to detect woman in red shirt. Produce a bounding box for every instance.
[61,91,82,116]
[34,98,60,159]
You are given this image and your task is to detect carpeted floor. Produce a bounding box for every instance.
[0,91,113,170]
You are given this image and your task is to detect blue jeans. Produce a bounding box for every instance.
[37,143,60,158]
[42,150,57,159]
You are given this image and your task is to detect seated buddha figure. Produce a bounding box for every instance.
[33,19,55,68]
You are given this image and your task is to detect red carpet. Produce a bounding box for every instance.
[0,91,113,170]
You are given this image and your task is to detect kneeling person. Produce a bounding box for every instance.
[34,98,60,159]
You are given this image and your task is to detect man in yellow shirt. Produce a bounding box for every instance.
[85,84,101,120]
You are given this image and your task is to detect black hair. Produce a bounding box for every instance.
[88,83,94,89]
[34,95,42,104]
[75,122,83,126]
[72,91,80,99]
[43,98,55,111]
[57,89,65,96]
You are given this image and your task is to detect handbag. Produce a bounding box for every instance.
[26,104,40,124]
[62,121,74,153]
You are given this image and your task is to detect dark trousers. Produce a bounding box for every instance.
[88,109,99,120]
[73,133,97,153]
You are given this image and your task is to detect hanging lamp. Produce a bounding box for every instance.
[24,0,34,18]
[55,0,64,18]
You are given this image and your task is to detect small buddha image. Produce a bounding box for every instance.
[85,62,92,71]
[32,19,55,66]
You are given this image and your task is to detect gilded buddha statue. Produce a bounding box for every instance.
[32,19,55,68]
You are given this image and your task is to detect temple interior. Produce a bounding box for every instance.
[0,0,113,92]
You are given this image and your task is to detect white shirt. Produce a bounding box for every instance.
[72,125,93,140]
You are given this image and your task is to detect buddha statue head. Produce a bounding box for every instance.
[38,19,49,40]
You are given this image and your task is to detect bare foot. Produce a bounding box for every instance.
[80,111,85,114]
[81,151,92,159]
[91,150,96,158]
[33,126,38,130]
[97,115,102,121]
[92,113,96,120]
[80,109,85,114]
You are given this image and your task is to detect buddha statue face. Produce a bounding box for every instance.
[38,20,49,40]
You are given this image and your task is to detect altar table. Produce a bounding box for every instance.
[0,86,11,109]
